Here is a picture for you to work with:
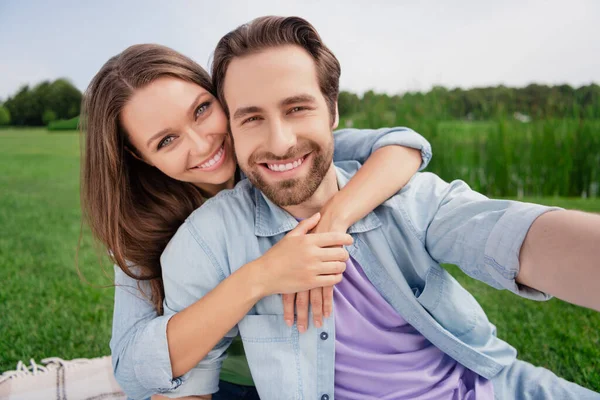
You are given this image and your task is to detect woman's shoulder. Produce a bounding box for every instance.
[113,264,153,299]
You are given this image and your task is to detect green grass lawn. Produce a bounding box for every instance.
[1,128,599,392]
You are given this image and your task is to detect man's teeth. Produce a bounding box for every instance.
[199,145,224,169]
[267,157,304,172]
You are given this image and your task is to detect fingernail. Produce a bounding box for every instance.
[298,325,306,333]
[285,319,293,327]
[324,312,330,318]
[315,320,322,328]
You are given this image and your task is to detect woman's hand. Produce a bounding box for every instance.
[254,213,352,328]
[282,199,353,332]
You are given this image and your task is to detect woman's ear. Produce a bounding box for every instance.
[126,145,153,166]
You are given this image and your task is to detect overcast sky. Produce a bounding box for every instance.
[1,0,599,100]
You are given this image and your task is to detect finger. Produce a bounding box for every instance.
[295,291,309,333]
[315,273,344,287]
[318,247,350,262]
[310,288,324,328]
[310,232,354,248]
[322,285,334,318]
[318,261,346,275]
[282,293,295,327]
[288,213,320,236]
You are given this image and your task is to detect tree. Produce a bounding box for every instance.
[4,85,39,125]
[337,91,360,116]
[4,79,82,126]
[42,110,58,125]
[48,79,82,119]
[0,106,10,126]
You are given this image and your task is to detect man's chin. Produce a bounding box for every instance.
[262,186,313,207]
[246,173,313,207]
[243,148,332,207]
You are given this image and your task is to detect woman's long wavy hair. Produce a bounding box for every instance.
[80,44,213,313]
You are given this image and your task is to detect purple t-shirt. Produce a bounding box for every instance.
[333,256,495,399]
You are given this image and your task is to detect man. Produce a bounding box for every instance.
[160,16,600,399]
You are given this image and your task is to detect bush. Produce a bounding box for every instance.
[47,116,79,131]
[0,106,10,126]
[43,110,58,125]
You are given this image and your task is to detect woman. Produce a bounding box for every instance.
[81,44,431,400]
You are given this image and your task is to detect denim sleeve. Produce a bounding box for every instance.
[332,127,432,171]
[110,266,180,400]
[400,173,560,300]
[157,221,237,397]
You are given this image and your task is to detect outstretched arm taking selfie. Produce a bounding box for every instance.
[518,210,600,311]
[401,173,599,309]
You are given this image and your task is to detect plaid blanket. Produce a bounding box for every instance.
[0,356,126,400]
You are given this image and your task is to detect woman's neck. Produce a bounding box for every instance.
[195,175,236,198]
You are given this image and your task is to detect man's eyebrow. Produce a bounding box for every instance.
[232,106,263,121]
[231,95,317,121]
[280,94,317,107]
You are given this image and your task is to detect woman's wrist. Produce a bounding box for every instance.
[319,192,355,233]
[239,258,272,300]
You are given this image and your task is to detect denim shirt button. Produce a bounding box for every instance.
[321,395,330,400]
[320,332,329,340]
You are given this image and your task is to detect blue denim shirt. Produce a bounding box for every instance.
[159,162,560,399]
[110,127,432,400]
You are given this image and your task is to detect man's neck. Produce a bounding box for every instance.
[283,164,339,219]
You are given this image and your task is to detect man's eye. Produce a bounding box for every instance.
[157,135,175,150]
[289,107,304,113]
[243,116,261,124]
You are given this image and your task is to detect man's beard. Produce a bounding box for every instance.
[243,139,334,207]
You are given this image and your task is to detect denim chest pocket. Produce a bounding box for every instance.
[414,266,482,338]
[237,314,302,400]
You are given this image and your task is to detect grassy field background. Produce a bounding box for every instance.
[1,128,599,392]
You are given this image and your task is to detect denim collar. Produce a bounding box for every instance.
[253,162,382,237]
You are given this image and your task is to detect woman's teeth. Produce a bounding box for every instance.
[199,145,224,169]
[267,156,304,172]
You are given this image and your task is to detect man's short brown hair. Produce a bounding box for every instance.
[211,16,341,123]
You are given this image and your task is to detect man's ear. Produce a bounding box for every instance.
[332,102,339,130]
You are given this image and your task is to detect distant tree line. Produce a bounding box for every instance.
[1,80,598,128]
[338,83,600,122]
[0,79,81,127]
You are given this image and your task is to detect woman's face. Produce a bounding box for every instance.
[121,77,237,196]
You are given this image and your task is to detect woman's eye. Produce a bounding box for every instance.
[194,102,211,120]
[157,135,175,150]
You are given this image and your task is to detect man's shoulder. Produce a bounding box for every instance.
[380,172,458,222]
[161,180,257,274]
[399,172,449,196]
[167,180,256,249]
[334,162,449,199]
[188,179,256,225]
[398,172,482,204]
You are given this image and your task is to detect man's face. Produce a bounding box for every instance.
[223,45,338,206]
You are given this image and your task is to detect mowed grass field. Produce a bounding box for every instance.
[1,128,599,392]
